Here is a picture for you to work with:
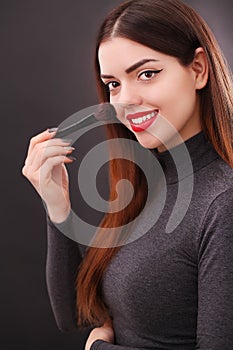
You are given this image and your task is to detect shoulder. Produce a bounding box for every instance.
[193,155,233,210]
[197,186,233,259]
[200,168,233,232]
[200,154,233,191]
[204,186,233,222]
[194,155,233,250]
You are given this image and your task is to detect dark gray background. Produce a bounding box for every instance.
[1,1,232,349]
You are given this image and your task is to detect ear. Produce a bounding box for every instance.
[191,47,209,90]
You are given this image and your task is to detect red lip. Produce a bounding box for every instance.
[126,109,159,132]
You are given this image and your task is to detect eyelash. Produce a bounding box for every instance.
[138,69,163,81]
[104,69,163,92]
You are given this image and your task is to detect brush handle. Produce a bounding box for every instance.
[54,114,97,139]
[54,104,117,139]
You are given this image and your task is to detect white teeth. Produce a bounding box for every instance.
[131,111,157,125]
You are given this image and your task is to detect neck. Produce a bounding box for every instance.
[151,130,219,184]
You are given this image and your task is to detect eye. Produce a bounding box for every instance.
[138,69,163,81]
[105,81,120,91]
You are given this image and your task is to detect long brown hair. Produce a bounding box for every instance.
[76,0,233,327]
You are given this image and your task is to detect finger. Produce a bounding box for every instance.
[25,137,73,167]
[24,129,54,166]
[23,155,73,189]
[38,155,73,186]
[28,128,55,152]
[28,145,75,173]
[31,129,74,148]
[29,137,74,162]
[22,143,74,180]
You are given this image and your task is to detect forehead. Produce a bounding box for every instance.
[98,37,175,74]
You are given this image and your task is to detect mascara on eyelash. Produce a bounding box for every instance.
[138,68,163,77]
[106,69,164,90]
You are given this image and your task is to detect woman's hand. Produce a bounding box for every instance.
[22,128,75,223]
[85,320,115,350]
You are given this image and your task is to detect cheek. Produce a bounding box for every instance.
[147,75,196,118]
[173,79,197,118]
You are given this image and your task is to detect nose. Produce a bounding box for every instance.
[115,83,143,106]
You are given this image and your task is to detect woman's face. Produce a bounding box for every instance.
[98,37,203,152]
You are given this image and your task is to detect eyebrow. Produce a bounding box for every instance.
[100,58,159,79]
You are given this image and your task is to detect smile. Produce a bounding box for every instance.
[130,111,157,125]
[126,110,159,132]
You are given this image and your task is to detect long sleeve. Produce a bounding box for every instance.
[46,212,96,350]
[46,211,85,332]
[91,340,149,350]
[196,187,233,349]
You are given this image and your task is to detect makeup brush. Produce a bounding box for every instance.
[53,103,117,139]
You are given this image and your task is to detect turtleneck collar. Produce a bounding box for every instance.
[151,130,220,185]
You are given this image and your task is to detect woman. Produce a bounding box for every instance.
[22,0,233,349]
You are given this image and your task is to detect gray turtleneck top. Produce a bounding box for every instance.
[46,131,233,349]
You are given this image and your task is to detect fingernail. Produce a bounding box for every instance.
[48,127,58,133]
[64,146,75,151]
[66,156,76,161]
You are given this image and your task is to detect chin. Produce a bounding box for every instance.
[136,136,163,150]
